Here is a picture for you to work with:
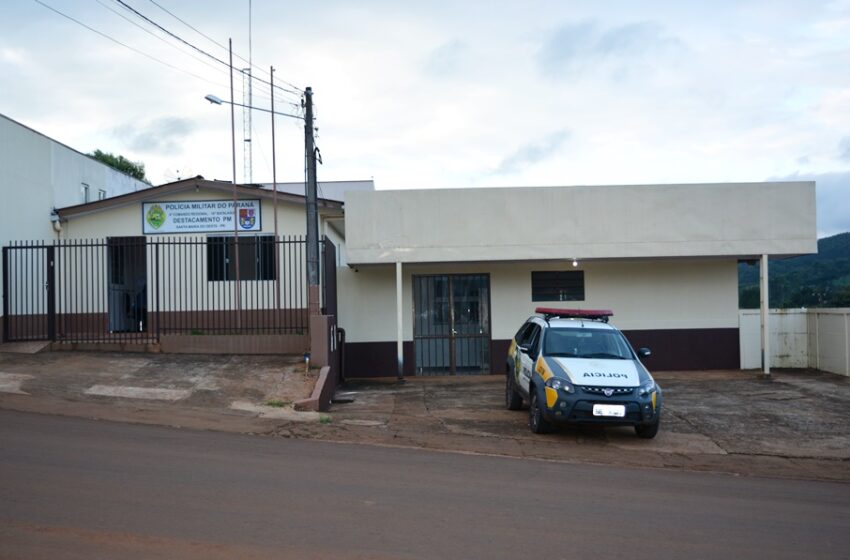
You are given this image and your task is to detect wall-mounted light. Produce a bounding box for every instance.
[572,258,578,268]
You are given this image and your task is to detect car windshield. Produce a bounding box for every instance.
[543,328,633,360]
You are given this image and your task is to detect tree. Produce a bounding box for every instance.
[89,149,149,183]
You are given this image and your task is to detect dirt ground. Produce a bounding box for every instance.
[1,347,848,482]
[278,370,850,482]
[0,350,319,429]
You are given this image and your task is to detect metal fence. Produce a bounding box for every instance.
[2,236,336,344]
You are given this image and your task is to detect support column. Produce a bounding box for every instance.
[760,254,770,377]
[396,261,404,381]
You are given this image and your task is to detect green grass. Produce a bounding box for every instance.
[319,415,332,424]
[265,399,291,408]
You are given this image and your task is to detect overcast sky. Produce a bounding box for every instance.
[2,0,849,236]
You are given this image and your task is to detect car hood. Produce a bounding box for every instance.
[550,357,640,388]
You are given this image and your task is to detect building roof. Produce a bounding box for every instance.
[56,177,344,219]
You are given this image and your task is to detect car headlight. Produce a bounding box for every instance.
[545,376,574,393]
[638,379,657,397]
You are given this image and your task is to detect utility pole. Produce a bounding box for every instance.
[304,87,320,316]
[270,66,280,311]
[229,38,242,325]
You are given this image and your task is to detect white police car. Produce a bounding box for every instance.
[506,308,661,438]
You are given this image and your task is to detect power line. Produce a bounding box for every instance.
[94,0,227,78]
[32,0,228,90]
[113,0,302,98]
[145,0,304,94]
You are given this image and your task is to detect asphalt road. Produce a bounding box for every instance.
[1,410,848,560]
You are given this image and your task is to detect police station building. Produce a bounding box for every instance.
[1,174,816,378]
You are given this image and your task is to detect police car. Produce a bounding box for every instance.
[506,308,661,438]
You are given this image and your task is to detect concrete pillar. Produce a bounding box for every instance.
[760,254,770,376]
[396,261,404,380]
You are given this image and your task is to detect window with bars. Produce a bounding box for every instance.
[207,236,276,281]
[531,270,585,302]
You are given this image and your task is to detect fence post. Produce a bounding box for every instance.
[844,311,850,376]
[46,246,56,341]
[155,242,160,342]
[2,247,8,343]
[814,311,819,371]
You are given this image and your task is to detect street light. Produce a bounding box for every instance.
[206,73,321,322]
[205,94,302,120]
[205,74,304,311]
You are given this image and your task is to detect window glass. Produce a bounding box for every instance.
[528,325,542,358]
[543,328,632,359]
[207,235,276,282]
[531,271,584,301]
[515,322,533,344]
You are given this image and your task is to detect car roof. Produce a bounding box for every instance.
[529,316,616,331]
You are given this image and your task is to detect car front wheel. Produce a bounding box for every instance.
[635,416,660,439]
[529,390,552,434]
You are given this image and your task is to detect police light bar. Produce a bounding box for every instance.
[535,308,614,322]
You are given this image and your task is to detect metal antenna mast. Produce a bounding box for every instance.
[242,0,253,184]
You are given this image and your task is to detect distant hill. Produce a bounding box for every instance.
[739,232,850,308]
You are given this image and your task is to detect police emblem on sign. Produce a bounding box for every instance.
[239,208,256,229]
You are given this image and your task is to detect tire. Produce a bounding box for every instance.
[505,371,523,411]
[529,389,552,434]
[635,416,660,439]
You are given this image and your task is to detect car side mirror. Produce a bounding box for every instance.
[637,347,652,358]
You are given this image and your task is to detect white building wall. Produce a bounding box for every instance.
[1,115,152,331]
[58,188,310,239]
[1,114,149,246]
[346,182,817,264]
[339,258,739,344]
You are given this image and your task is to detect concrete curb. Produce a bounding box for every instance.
[294,366,331,412]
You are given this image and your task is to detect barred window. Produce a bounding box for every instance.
[531,271,584,302]
[207,236,276,282]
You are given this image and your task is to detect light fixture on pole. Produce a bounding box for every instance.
[205,94,301,120]
[205,82,321,320]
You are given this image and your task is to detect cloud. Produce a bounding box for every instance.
[772,170,850,237]
[423,39,469,77]
[537,20,683,78]
[0,47,26,66]
[112,117,197,155]
[839,136,850,161]
[493,129,570,175]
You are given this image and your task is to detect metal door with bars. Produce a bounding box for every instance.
[2,244,56,341]
[413,274,491,375]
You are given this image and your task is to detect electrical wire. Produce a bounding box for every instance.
[113,0,302,98]
[145,0,304,94]
[32,0,228,90]
[95,0,227,78]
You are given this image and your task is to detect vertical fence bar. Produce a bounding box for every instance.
[2,247,8,342]
[46,245,55,341]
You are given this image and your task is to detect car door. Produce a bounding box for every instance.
[518,324,541,394]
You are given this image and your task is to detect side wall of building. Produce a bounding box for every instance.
[339,258,740,376]
[1,115,150,340]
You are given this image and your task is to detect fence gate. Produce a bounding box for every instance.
[2,244,55,342]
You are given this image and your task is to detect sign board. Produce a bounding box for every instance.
[142,199,262,234]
